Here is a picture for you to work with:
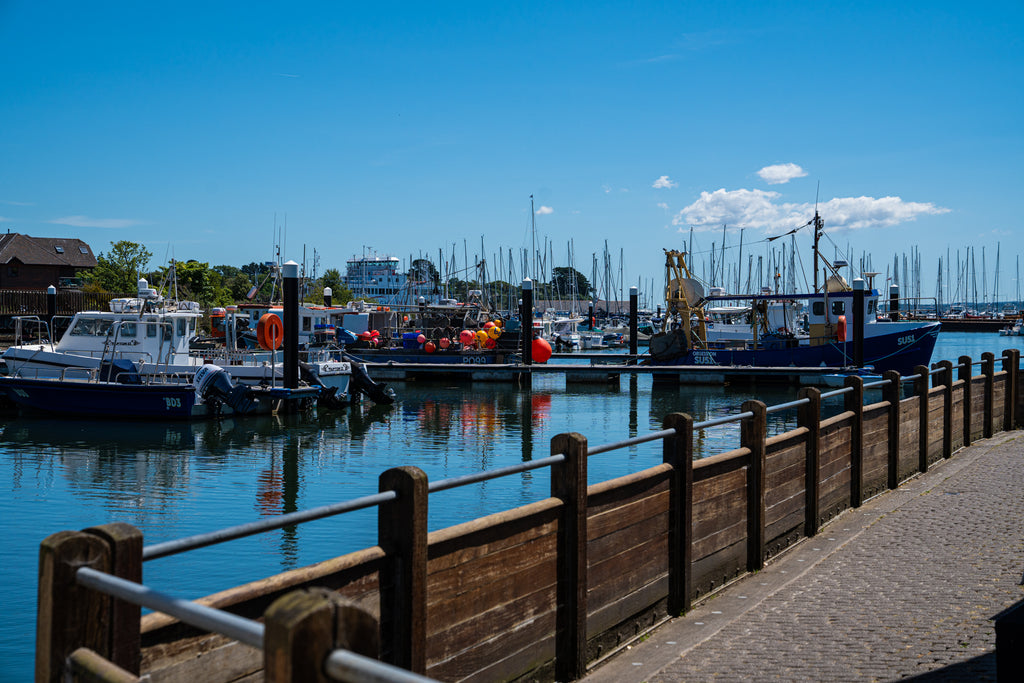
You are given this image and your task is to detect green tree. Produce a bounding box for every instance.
[213,265,254,303]
[550,266,591,300]
[82,240,153,293]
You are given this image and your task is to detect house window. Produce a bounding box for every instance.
[7,266,18,277]
[79,246,89,254]
[55,245,65,254]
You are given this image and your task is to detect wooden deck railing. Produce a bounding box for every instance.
[36,350,1022,682]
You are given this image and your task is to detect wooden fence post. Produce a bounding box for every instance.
[914,365,931,473]
[264,588,379,683]
[1004,349,1020,430]
[797,387,821,534]
[936,360,954,458]
[378,466,428,673]
[740,400,767,572]
[550,431,589,682]
[959,355,973,447]
[662,412,693,616]
[982,352,995,439]
[842,377,864,507]
[84,523,143,675]
[36,530,111,682]
[882,370,901,490]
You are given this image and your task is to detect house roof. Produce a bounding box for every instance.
[0,233,97,268]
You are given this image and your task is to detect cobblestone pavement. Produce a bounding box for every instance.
[584,432,1024,682]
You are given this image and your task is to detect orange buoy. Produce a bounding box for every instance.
[256,313,284,350]
[424,341,436,353]
[483,321,495,330]
[439,337,451,349]
[836,315,847,342]
[484,337,497,349]
[532,337,553,363]
[459,330,474,345]
[417,333,426,344]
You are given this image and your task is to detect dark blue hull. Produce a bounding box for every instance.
[342,348,499,365]
[0,377,197,419]
[651,322,940,376]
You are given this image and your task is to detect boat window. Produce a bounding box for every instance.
[832,301,845,316]
[70,318,113,336]
[868,300,877,314]
[147,321,158,337]
[812,301,825,316]
[119,322,137,338]
[303,317,312,331]
[176,318,186,338]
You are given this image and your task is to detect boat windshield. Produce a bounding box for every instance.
[69,317,115,337]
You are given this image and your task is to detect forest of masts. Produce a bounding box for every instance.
[350,226,1018,317]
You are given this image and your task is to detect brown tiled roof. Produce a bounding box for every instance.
[0,233,97,268]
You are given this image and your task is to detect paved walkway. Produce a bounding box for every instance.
[584,432,1024,682]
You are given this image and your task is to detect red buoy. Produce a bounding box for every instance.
[532,337,553,363]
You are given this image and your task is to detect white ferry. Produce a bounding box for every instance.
[343,255,435,307]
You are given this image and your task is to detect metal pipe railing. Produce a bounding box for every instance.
[75,566,264,648]
[587,428,676,456]
[324,649,438,683]
[143,490,397,561]
[429,454,565,493]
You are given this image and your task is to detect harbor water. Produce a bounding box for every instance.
[2,332,1021,679]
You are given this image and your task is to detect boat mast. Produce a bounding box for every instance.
[812,209,824,292]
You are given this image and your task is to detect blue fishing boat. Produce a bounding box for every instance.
[647,243,940,376]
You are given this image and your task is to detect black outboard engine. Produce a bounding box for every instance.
[340,352,395,405]
[194,364,255,415]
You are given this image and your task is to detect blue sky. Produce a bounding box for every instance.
[2,1,1022,307]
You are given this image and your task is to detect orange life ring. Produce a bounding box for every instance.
[836,315,847,342]
[256,313,284,350]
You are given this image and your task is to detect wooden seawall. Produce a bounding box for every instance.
[36,350,1022,682]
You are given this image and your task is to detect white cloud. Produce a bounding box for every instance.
[652,175,677,189]
[49,215,143,229]
[673,188,949,233]
[535,206,554,215]
[757,163,808,185]
[657,202,669,210]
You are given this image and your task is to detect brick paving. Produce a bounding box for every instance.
[584,432,1024,682]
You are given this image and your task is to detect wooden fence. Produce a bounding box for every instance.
[36,350,1022,682]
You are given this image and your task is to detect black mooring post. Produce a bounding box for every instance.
[283,261,299,389]
[521,278,533,366]
[629,286,638,362]
[853,278,865,367]
[46,285,57,337]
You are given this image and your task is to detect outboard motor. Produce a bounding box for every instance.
[341,352,396,405]
[194,364,255,415]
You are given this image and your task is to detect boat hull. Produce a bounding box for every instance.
[650,322,940,376]
[0,377,198,419]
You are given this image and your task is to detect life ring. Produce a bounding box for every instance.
[256,313,284,350]
[836,315,847,342]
